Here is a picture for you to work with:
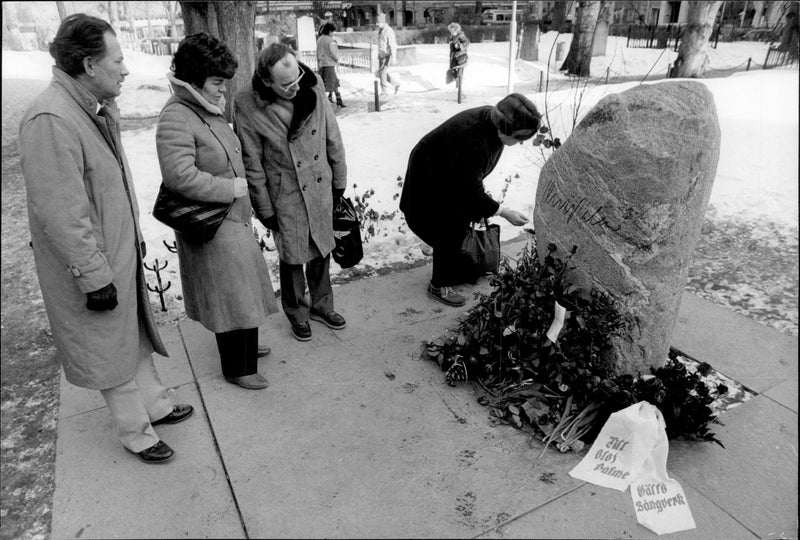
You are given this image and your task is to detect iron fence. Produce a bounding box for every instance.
[763,47,800,69]
[626,25,681,51]
[297,46,373,75]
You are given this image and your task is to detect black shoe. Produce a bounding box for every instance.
[291,321,312,341]
[426,282,466,307]
[309,310,346,329]
[151,404,194,426]
[337,101,346,107]
[128,440,175,464]
[225,373,269,389]
[257,345,271,358]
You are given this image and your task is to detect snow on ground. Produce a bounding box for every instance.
[2,36,796,326]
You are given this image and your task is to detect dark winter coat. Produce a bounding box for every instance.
[156,75,278,333]
[19,67,167,390]
[233,63,347,265]
[399,106,502,237]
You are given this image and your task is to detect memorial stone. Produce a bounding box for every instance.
[533,81,721,375]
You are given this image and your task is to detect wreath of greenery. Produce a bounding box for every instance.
[425,238,724,452]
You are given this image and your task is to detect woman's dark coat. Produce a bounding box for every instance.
[399,106,502,238]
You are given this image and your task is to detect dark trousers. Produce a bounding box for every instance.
[279,254,334,325]
[405,213,474,288]
[215,327,258,379]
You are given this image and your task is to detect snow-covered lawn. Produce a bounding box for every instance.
[2,35,796,332]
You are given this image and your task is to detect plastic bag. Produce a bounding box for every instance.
[331,197,363,269]
[569,401,696,535]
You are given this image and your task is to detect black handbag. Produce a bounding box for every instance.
[460,219,501,275]
[331,196,363,268]
[152,101,234,244]
[152,184,232,244]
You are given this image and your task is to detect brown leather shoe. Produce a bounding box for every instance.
[151,404,194,426]
[257,345,271,358]
[128,440,174,464]
[225,373,269,389]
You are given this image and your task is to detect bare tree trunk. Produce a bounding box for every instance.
[163,1,179,37]
[180,1,257,121]
[2,2,25,51]
[519,22,539,60]
[56,1,68,22]
[124,1,138,48]
[560,1,601,76]
[108,1,118,31]
[551,1,569,31]
[670,1,723,78]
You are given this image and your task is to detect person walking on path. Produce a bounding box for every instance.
[399,94,541,307]
[18,13,192,465]
[446,22,469,94]
[376,13,400,95]
[155,33,279,391]
[234,43,348,342]
[317,22,345,107]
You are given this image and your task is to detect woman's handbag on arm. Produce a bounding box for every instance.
[460,218,501,275]
[152,184,232,244]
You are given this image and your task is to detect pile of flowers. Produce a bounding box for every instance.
[424,239,726,452]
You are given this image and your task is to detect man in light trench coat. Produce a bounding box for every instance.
[234,43,348,342]
[18,14,192,464]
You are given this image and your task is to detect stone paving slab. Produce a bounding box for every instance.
[188,323,585,539]
[49,234,798,539]
[474,480,758,539]
[763,377,799,414]
[668,394,798,539]
[50,381,241,539]
[672,293,798,395]
[57,327,191,419]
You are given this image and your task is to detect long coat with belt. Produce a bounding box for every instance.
[233,64,347,265]
[399,106,502,242]
[155,75,278,334]
[19,67,167,390]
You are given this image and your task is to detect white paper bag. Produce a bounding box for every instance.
[569,402,696,535]
[629,407,696,535]
[569,401,660,491]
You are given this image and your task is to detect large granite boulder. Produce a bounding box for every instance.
[533,81,720,375]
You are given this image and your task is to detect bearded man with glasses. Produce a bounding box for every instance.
[234,43,348,342]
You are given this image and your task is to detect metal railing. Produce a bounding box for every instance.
[297,46,373,75]
[626,25,681,51]
[763,46,800,69]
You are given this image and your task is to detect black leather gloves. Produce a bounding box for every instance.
[86,282,118,311]
[261,215,279,232]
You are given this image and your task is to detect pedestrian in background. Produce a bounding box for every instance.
[447,22,469,94]
[317,22,345,107]
[19,13,192,464]
[156,33,279,391]
[376,13,400,95]
[399,94,541,307]
[234,43,348,342]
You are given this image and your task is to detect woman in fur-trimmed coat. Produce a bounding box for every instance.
[156,33,278,390]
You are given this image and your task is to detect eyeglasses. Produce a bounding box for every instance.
[267,64,305,92]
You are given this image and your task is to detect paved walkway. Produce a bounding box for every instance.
[51,240,797,539]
